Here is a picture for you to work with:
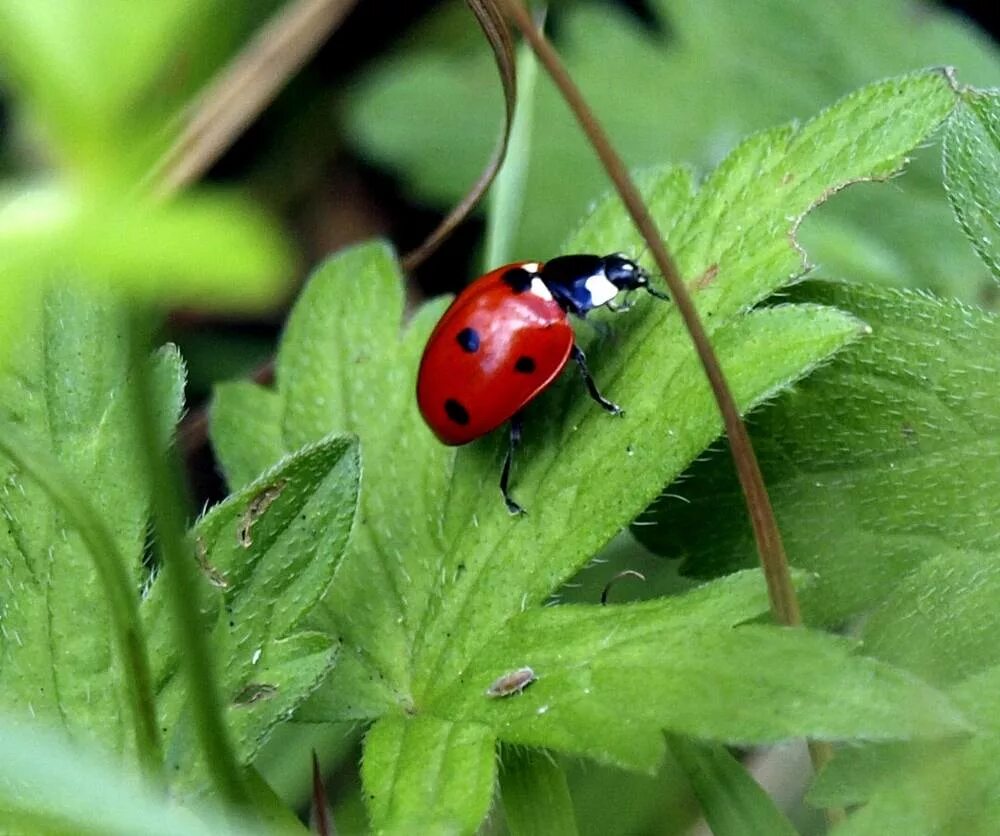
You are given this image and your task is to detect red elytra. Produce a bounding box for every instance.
[416,262,572,445]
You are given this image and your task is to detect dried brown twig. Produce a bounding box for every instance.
[496,0,844,808]
[400,0,519,272]
[496,0,800,628]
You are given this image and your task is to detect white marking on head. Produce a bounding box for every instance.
[585,274,619,307]
[529,277,554,301]
[521,262,541,274]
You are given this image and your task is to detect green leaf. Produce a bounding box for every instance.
[634,280,1000,625]
[412,71,944,695]
[0,284,183,756]
[864,548,1000,688]
[564,752,700,836]
[432,573,967,772]
[0,716,271,836]
[824,666,1000,836]
[943,88,1000,282]
[0,285,38,379]
[0,188,293,313]
[808,548,1000,814]
[214,248,861,726]
[361,715,496,835]
[500,746,578,836]
[210,383,286,490]
[141,433,359,789]
[345,0,996,297]
[214,242,453,714]
[666,736,797,836]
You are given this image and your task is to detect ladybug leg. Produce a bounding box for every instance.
[500,414,525,516]
[606,291,636,313]
[571,344,622,415]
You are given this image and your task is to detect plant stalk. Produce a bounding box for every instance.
[0,433,163,787]
[498,0,800,629]
[129,320,249,808]
[497,0,842,815]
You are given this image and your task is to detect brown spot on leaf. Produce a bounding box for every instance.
[195,535,229,589]
[694,263,720,290]
[233,682,278,706]
[237,479,288,548]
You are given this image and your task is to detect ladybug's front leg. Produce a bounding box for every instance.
[500,413,525,516]
[571,344,622,415]
[606,291,636,313]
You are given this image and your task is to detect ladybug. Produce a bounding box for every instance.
[416,253,668,514]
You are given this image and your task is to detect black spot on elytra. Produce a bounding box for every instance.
[456,327,480,352]
[502,267,533,293]
[444,399,470,425]
[514,356,536,374]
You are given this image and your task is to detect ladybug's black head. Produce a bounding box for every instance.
[602,253,669,300]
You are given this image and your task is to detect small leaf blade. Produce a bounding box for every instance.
[500,746,579,836]
[667,736,798,836]
[142,433,360,789]
[943,89,1000,282]
[362,715,497,834]
[432,575,968,771]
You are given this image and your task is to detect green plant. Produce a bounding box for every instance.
[3,1,1000,834]
[210,70,983,832]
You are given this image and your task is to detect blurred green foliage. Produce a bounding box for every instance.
[344,0,1000,299]
[0,0,291,370]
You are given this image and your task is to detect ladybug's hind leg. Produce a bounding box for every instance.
[500,414,525,516]
[571,344,622,415]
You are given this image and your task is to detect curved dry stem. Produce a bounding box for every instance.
[401,0,518,272]
[497,0,844,803]
[497,0,799,627]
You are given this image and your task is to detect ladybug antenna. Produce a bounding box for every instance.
[632,261,670,302]
[644,282,670,301]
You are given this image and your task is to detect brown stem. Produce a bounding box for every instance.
[497,2,846,816]
[401,0,519,272]
[498,0,799,627]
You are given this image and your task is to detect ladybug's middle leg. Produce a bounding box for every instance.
[571,344,622,415]
[500,413,525,516]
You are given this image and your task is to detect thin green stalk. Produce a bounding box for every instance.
[484,7,544,270]
[500,746,578,836]
[0,432,163,786]
[128,319,249,808]
[667,736,798,836]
